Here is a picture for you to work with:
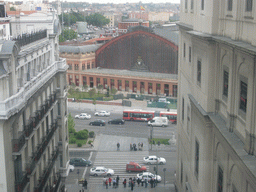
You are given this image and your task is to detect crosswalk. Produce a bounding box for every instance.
[88,151,149,185]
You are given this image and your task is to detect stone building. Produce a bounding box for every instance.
[0,11,69,192]
[177,0,256,192]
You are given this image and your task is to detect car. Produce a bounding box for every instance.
[89,119,106,126]
[69,164,75,172]
[75,113,91,119]
[126,162,147,172]
[90,166,114,176]
[94,111,110,117]
[108,119,125,125]
[137,172,162,182]
[69,158,92,167]
[143,155,166,165]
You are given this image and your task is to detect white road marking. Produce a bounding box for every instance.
[82,151,93,179]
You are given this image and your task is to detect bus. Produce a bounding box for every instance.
[123,109,177,123]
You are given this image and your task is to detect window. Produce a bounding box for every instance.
[223,71,229,97]
[189,46,191,62]
[68,64,72,70]
[184,43,186,57]
[182,97,184,121]
[75,64,79,70]
[195,140,199,177]
[197,60,202,86]
[228,0,233,11]
[191,0,194,10]
[92,62,95,68]
[217,166,223,192]
[201,0,204,10]
[185,0,188,9]
[239,80,247,113]
[246,0,253,11]
[87,64,90,69]
[82,64,85,70]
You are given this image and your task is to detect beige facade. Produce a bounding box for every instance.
[177,0,256,192]
[148,12,170,22]
[104,13,115,27]
[0,13,69,192]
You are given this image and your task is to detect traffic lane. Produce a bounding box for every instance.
[148,151,177,185]
[66,151,92,185]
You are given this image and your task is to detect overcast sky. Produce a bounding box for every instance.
[56,0,180,4]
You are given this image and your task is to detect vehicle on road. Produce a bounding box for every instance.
[137,172,162,182]
[123,109,177,123]
[69,164,75,172]
[148,117,168,127]
[94,111,110,116]
[70,158,92,167]
[75,113,91,119]
[89,119,106,126]
[90,166,114,176]
[108,119,125,125]
[126,162,147,172]
[143,155,166,165]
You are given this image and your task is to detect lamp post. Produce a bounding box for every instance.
[150,125,153,151]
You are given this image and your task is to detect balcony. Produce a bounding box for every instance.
[26,120,58,175]
[13,133,26,153]
[49,173,61,192]
[13,30,47,47]
[15,172,29,192]
[0,58,67,120]
[34,148,59,192]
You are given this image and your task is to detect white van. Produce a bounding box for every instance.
[148,117,168,127]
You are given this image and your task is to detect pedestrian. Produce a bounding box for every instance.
[105,179,108,189]
[144,178,148,188]
[103,177,107,186]
[150,178,154,188]
[108,177,112,186]
[113,178,116,188]
[128,178,132,187]
[154,178,157,187]
[117,142,120,150]
[130,143,133,151]
[141,142,143,149]
[131,179,134,191]
[116,175,120,186]
[123,178,127,188]
[137,177,140,186]
[83,179,87,190]
[141,178,144,186]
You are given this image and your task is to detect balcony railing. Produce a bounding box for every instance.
[26,120,58,175]
[0,58,67,119]
[49,173,61,192]
[13,30,47,47]
[15,172,29,192]
[34,148,59,192]
[13,133,26,153]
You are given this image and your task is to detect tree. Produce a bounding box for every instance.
[10,7,16,11]
[68,113,76,133]
[92,98,97,111]
[86,13,110,27]
[110,88,118,95]
[98,84,103,93]
[59,29,78,43]
[83,84,88,92]
[88,88,96,98]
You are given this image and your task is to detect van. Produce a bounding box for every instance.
[148,117,168,127]
[126,162,147,172]
[158,98,167,103]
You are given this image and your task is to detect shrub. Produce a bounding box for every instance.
[77,141,83,147]
[76,130,89,140]
[88,140,93,144]
[89,131,95,138]
[69,138,77,144]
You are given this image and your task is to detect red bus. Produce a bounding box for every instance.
[123,109,177,123]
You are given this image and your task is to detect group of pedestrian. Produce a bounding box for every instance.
[82,179,87,191]
[103,176,120,189]
[130,142,143,151]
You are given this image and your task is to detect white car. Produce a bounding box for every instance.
[75,113,91,119]
[69,164,75,172]
[137,172,162,182]
[94,111,110,117]
[143,155,166,165]
[90,166,114,176]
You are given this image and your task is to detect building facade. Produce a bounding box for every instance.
[0,12,69,192]
[177,0,256,192]
[118,19,149,35]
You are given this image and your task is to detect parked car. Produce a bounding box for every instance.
[75,113,91,119]
[137,172,162,182]
[143,155,166,165]
[70,158,92,167]
[108,119,125,125]
[90,166,114,176]
[69,164,75,172]
[126,162,147,172]
[89,119,106,126]
[94,111,110,117]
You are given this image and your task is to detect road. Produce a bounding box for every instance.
[65,100,177,191]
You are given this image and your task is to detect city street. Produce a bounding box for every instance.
[65,100,177,191]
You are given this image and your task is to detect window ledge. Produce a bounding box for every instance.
[244,16,254,20]
[226,14,233,18]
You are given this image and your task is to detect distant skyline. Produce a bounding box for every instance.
[53,0,180,4]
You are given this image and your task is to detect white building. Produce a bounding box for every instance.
[0,8,69,192]
[177,0,256,192]
[0,3,11,40]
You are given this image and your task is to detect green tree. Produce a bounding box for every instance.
[98,84,103,93]
[68,113,76,133]
[86,13,110,27]
[110,88,118,95]
[88,88,96,98]
[10,7,16,11]
[93,98,97,111]
[83,84,88,92]
[76,130,89,140]
[59,29,78,42]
